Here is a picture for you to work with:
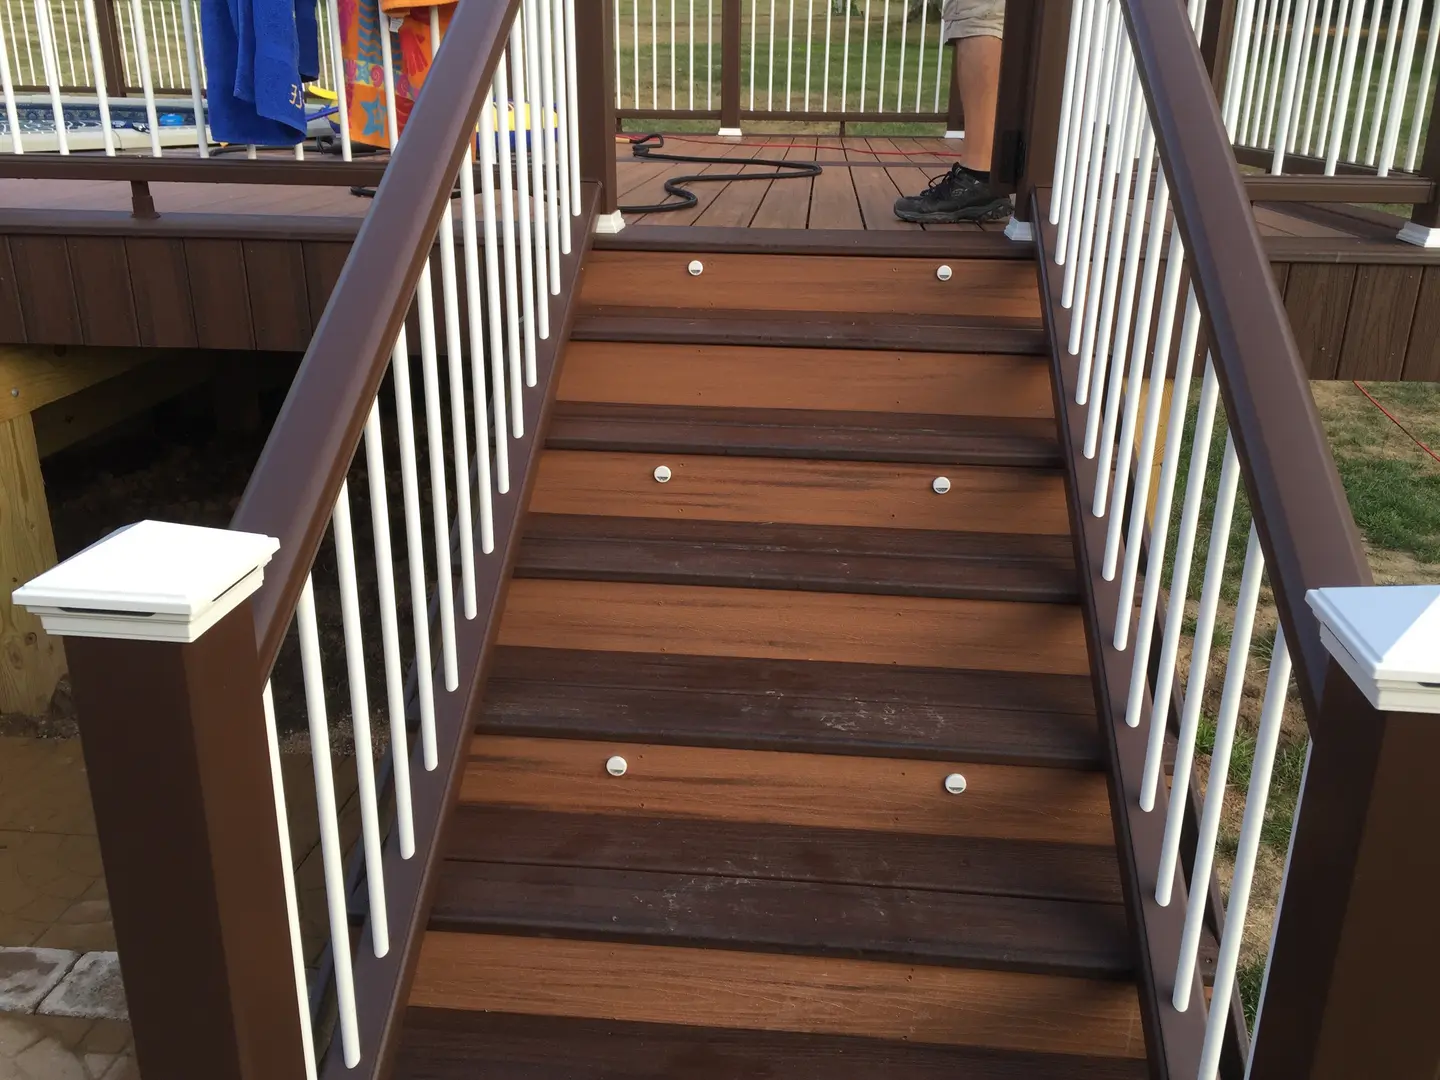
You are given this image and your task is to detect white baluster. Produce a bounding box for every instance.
[1058,0,1110,266]
[1347,0,1385,160]
[1377,0,1422,175]
[1197,626,1293,1079]
[294,578,360,1066]
[1063,8,1125,316]
[329,484,390,958]
[480,77,512,492]
[1173,524,1266,1009]
[1155,435,1242,905]
[34,0,69,153]
[179,0,206,154]
[0,17,23,153]
[1325,0,1367,170]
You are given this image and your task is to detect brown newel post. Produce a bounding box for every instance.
[1408,80,1440,232]
[996,0,1071,226]
[14,523,309,1080]
[577,0,619,217]
[93,0,130,96]
[945,43,965,133]
[1247,660,1440,1080]
[721,0,743,131]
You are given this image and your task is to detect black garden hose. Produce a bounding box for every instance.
[618,132,822,214]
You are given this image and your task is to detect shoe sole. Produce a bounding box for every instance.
[894,200,1011,224]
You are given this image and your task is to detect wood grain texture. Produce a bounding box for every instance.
[0,413,65,714]
[125,238,198,348]
[0,241,25,343]
[547,403,1060,467]
[10,237,81,345]
[498,578,1089,675]
[530,451,1070,535]
[1283,263,1355,378]
[1336,263,1422,381]
[446,806,1125,902]
[396,1009,1150,1080]
[484,644,1097,764]
[0,346,151,423]
[67,237,138,347]
[556,341,1054,418]
[186,239,254,350]
[1402,264,1440,381]
[243,241,312,352]
[579,251,1041,319]
[461,736,1113,844]
[516,515,1078,603]
[410,933,1146,1058]
[429,861,1134,977]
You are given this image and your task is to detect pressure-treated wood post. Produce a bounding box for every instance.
[14,521,311,1080]
[1247,587,1440,1079]
[720,0,743,134]
[577,0,621,230]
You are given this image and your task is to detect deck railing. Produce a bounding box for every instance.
[1037,0,1440,1072]
[12,0,599,1077]
[614,0,963,129]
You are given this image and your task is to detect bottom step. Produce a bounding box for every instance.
[397,1008,1149,1079]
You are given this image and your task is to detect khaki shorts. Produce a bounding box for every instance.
[943,0,1004,40]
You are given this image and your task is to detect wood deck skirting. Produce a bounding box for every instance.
[0,137,1437,377]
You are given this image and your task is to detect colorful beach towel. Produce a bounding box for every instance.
[337,0,453,149]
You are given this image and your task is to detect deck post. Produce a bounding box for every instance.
[12,521,311,1080]
[577,0,622,232]
[1200,0,1237,101]
[1247,587,1440,1079]
[720,0,743,135]
[1003,0,1070,237]
[94,0,130,96]
[1398,76,1440,247]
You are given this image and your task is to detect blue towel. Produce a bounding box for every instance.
[202,0,320,144]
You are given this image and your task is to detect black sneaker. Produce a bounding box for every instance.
[894,164,1012,223]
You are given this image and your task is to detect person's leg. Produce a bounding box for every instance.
[955,33,1002,173]
[892,0,1010,222]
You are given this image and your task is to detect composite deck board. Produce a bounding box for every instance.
[570,310,1049,353]
[445,806,1125,902]
[514,515,1079,602]
[529,450,1071,535]
[750,137,819,229]
[461,736,1114,845]
[556,342,1055,417]
[497,578,1089,674]
[483,645,1097,763]
[806,136,866,230]
[546,401,1058,465]
[396,1010,1150,1080]
[410,934,1147,1059]
[578,250,1042,319]
[428,862,1134,977]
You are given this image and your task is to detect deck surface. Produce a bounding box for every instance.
[0,136,1399,239]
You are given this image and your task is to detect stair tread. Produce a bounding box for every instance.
[547,402,1060,466]
[429,860,1134,977]
[571,311,1048,354]
[484,647,1102,767]
[447,806,1125,903]
[516,514,1078,602]
[397,1010,1149,1080]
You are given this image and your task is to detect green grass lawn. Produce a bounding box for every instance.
[1156,376,1440,1028]
[613,0,955,118]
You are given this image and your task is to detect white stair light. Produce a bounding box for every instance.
[936,264,953,282]
[606,755,628,776]
[932,476,952,494]
[654,465,673,483]
[687,259,704,276]
[1307,584,1440,713]
[13,520,280,643]
[943,773,967,794]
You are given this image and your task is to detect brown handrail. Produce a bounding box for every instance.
[0,155,402,186]
[231,0,520,673]
[1118,0,1371,722]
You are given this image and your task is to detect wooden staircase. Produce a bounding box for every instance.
[393,236,1149,1078]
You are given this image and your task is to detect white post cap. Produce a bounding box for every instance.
[13,520,280,644]
[1306,585,1440,714]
